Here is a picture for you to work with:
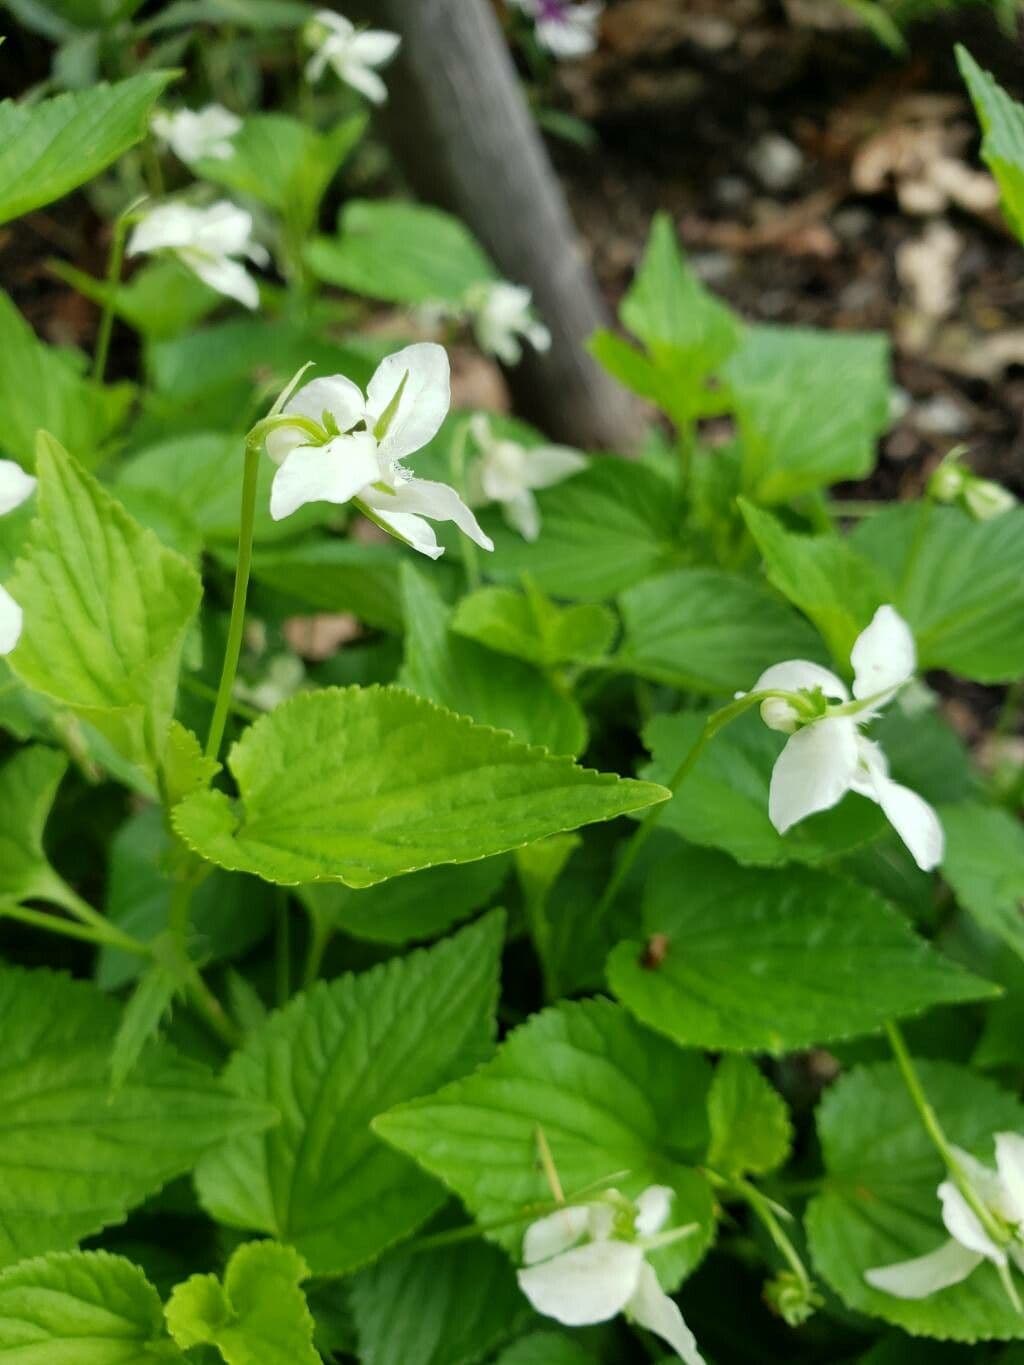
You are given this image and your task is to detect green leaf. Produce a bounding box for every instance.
[245,537,404,632]
[724,325,890,503]
[299,856,509,946]
[0,72,174,226]
[587,329,690,429]
[483,460,680,600]
[0,292,132,468]
[349,1228,531,1365]
[196,113,365,240]
[307,200,496,306]
[0,966,271,1267]
[162,720,220,807]
[0,1249,182,1363]
[706,1056,792,1177]
[494,1333,596,1365]
[807,1061,1024,1341]
[374,997,716,1289]
[640,709,885,867]
[8,435,202,781]
[938,801,1024,962]
[607,844,996,1053]
[740,499,887,664]
[141,0,310,33]
[399,563,586,755]
[617,213,741,424]
[50,257,220,341]
[850,503,1024,682]
[165,1241,318,1365]
[97,806,274,991]
[451,585,615,669]
[617,568,827,694]
[958,45,1024,241]
[0,744,77,911]
[109,954,184,1090]
[173,686,667,888]
[195,914,505,1275]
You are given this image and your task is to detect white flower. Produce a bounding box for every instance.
[127,201,269,311]
[466,281,551,366]
[467,414,585,541]
[517,1187,705,1364]
[866,1133,1024,1300]
[0,459,37,655]
[150,104,241,165]
[265,343,494,560]
[929,454,1017,522]
[748,605,943,871]
[304,10,400,104]
[510,0,603,57]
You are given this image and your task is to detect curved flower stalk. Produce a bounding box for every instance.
[0,459,38,654]
[127,201,269,310]
[517,1186,705,1363]
[510,0,603,58]
[303,11,401,104]
[265,343,494,560]
[746,605,943,871]
[150,105,241,165]
[467,414,585,541]
[866,1133,1024,1304]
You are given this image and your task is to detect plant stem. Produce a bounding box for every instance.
[0,901,151,956]
[449,418,481,591]
[592,690,770,921]
[205,438,261,762]
[275,890,291,1006]
[885,1021,1009,1250]
[732,1175,812,1293]
[302,917,333,989]
[92,211,130,384]
[184,962,243,1049]
[180,673,261,723]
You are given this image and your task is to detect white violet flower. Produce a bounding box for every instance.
[467,414,585,541]
[510,0,603,58]
[466,281,551,366]
[150,104,241,165]
[304,10,401,104]
[517,1186,705,1364]
[866,1133,1024,1302]
[265,342,494,560]
[747,604,943,871]
[127,201,269,311]
[0,459,38,655]
[929,456,1017,522]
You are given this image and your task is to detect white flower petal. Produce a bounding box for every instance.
[0,584,23,655]
[502,489,541,542]
[536,15,600,57]
[185,252,260,310]
[851,604,916,703]
[522,1205,591,1265]
[995,1133,1024,1224]
[525,445,587,490]
[768,716,859,835]
[0,460,37,516]
[949,1146,1018,1222]
[627,1262,706,1364]
[269,433,380,522]
[362,507,443,559]
[266,375,366,464]
[851,738,943,871]
[517,1241,644,1326]
[939,1180,1006,1265]
[193,202,258,258]
[366,477,494,552]
[338,59,389,104]
[128,203,199,255]
[865,1238,983,1299]
[365,343,451,462]
[634,1186,673,1238]
[348,28,401,66]
[313,9,353,38]
[752,659,848,701]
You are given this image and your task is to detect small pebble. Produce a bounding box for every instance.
[748,133,804,192]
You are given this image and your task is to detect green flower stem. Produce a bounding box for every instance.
[0,900,151,957]
[183,961,243,1050]
[275,889,291,1006]
[885,1021,1011,1253]
[302,916,333,989]
[205,437,262,763]
[727,1172,812,1295]
[92,210,131,385]
[449,418,481,592]
[593,689,784,920]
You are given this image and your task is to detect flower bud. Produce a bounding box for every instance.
[760,697,800,734]
[763,1270,822,1327]
[963,477,1017,522]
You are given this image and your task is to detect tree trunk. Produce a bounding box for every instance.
[344,0,638,450]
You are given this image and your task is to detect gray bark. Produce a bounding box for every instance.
[344,0,638,450]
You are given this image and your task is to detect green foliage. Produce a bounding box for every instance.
[0,744,77,911]
[807,1062,1024,1341]
[0,72,173,225]
[195,915,504,1274]
[0,1250,182,1362]
[607,845,994,1053]
[165,1241,318,1365]
[173,686,665,887]
[958,46,1024,241]
[706,1057,793,1177]
[938,801,1024,961]
[451,584,616,669]
[8,435,201,782]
